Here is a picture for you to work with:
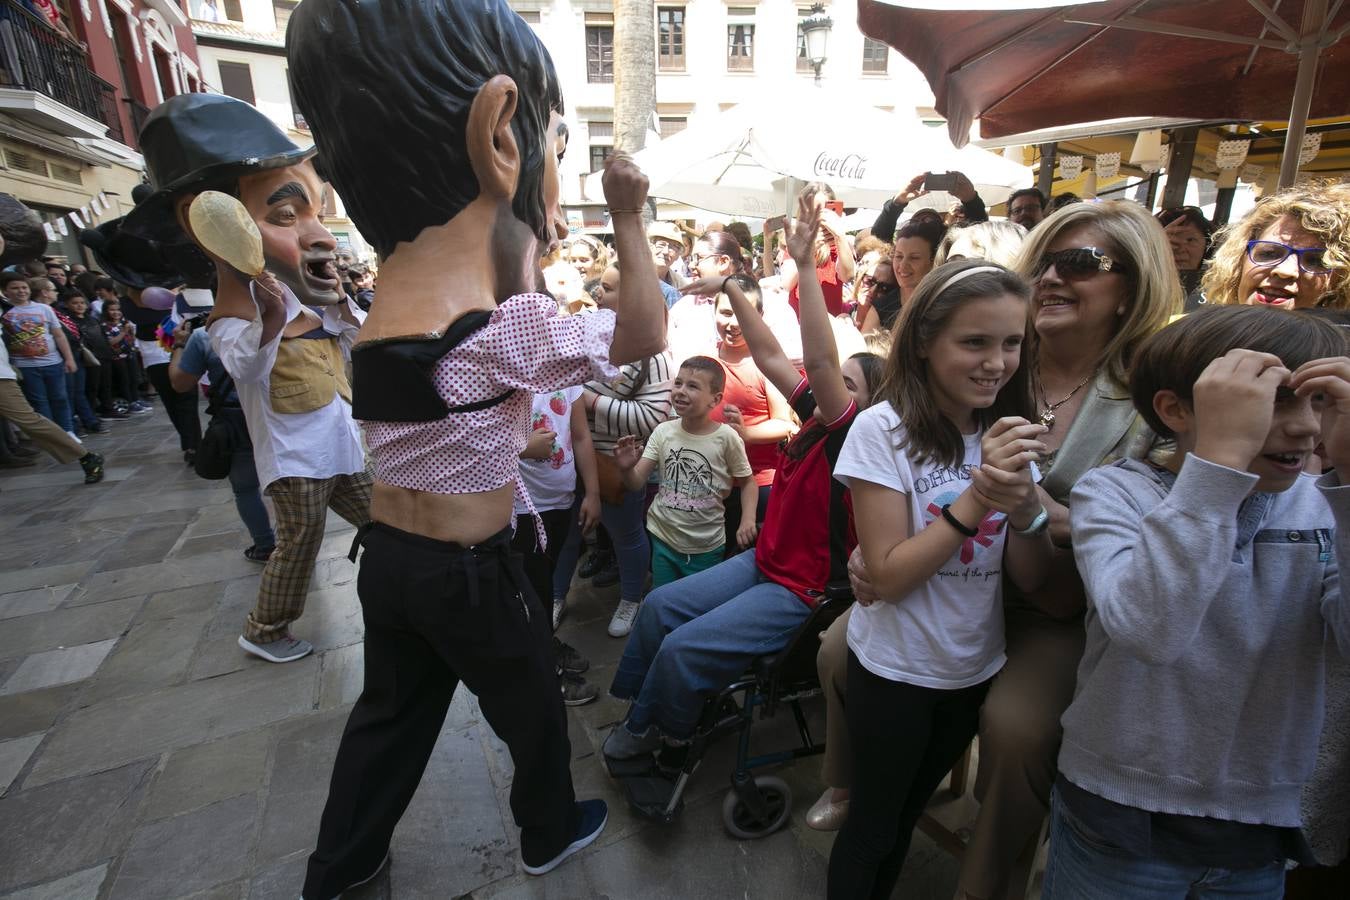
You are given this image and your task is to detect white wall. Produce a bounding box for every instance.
[515,0,937,206]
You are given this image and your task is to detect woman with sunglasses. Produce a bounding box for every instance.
[667,230,748,363]
[824,200,1180,900]
[1202,183,1350,311]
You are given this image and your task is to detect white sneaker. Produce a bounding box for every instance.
[607,599,640,638]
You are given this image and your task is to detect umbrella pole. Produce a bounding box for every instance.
[1278,0,1328,189]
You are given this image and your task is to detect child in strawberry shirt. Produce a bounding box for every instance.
[514,387,602,706]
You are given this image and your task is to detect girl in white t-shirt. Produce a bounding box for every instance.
[827,260,1054,899]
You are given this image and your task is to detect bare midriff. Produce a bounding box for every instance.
[371,481,515,546]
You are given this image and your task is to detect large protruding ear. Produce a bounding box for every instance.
[465,74,520,202]
[173,194,200,243]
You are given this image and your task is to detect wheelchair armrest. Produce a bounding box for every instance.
[824,580,854,603]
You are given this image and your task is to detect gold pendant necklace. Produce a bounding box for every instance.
[1037,369,1095,429]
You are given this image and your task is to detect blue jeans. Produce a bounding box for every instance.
[66,363,99,428]
[610,549,810,739]
[602,487,650,603]
[228,446,275,548]
[1043,788,1286,900]
[16,362,73,433]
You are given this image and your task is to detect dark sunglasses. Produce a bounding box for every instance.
[1245,240,1332,274]
[1034,247,1128,281]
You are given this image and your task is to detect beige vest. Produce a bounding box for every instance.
[269,336,352,414]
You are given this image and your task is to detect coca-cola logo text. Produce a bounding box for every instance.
[814,152,867,180]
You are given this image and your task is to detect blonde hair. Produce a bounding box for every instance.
[566,235,610,281]
[1201,181,1350,309]
[1013,200,1182,387]
[936,220,1027,268]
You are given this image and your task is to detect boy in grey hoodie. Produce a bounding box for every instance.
[1046,306,1350,898]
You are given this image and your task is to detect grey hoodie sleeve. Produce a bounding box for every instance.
[1070,455,1258,665]
[1316,473,1350,658]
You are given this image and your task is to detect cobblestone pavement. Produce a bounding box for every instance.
[0,405,966,899]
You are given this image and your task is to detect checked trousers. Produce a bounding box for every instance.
[245,470,373,643]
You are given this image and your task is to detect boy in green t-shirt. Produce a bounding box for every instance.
[615,355,756,586]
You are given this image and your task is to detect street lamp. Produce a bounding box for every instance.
[801,3,832,84]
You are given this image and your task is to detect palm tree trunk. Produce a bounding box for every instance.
[613,0,655,156]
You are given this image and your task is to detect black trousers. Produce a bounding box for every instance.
[511,508,572,627]
[827,650,991,900]
[145,363,200,451]
[85,360,113,414]
[302,523,579,900]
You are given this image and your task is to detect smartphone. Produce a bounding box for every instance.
[823,200,845,216]
[924,172,957,192]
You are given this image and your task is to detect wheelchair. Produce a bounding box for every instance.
[605,583,854,839]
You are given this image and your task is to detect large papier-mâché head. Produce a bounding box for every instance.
[286,0,564,258]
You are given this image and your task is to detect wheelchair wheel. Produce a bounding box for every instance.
[721,775,792,839]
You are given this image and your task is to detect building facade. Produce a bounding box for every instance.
[511,0,937,225]
[0,0,203,262]
[189,0,370,261]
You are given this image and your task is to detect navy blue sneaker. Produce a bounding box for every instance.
[521,799,608,876]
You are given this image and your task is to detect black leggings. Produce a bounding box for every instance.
[146,362,200,451]
[827,649,991,900]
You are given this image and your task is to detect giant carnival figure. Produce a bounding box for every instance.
[285,1,666,896]
[118,93,373,665]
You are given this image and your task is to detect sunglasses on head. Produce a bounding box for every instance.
[1034,247,1128,281]
[1245,240,1332,275]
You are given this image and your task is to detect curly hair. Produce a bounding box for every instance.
[1201,181,1350,309]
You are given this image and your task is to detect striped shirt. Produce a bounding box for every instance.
[585,350,674,454]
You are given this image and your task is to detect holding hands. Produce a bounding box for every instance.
[972,417,1048,530]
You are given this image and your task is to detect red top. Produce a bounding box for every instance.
[755,378,858,607]
[788,244,846,318]
[713,354,778,487]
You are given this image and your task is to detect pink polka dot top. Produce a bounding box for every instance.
[361,294,617,497]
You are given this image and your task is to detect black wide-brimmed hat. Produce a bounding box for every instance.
[123,94,315,248]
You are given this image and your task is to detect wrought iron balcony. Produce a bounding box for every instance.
[0,0,125,140]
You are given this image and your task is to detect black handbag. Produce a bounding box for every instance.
[193,373,247,480]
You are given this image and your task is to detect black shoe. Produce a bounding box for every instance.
[521,800,607,876]
[592,561,620,588]
[553,637,589,675]
[578,549,612,579]
[244,545,275,563]
[184,449,196,466]
[559,671,598,706]
[86,422,109,434]
[79,452,104,484]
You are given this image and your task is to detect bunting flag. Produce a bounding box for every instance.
[1300,133,1322,166]
[55,217,68,236]
[1215,139,1250,170]
[1058,155,1083,179]
[44,222,58,242]
[1095,152,1121,180]
[1241,163,1265,184]
[68,208,86,229]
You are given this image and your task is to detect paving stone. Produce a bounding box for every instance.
[24,657,319,788]
[76,548,261,605]
[0,597,141,662]
[318,642,364,710]
[0,584,76,621]
[385,724,516,899]
[0,639,118,695]
[0,682,80,741]
[107,793,260,900]
[0,733,43,796]
[0,561,97,596]
[104,524,197,569]
[77,600,215,704]
[141,727,273,822]
[177,531,255,559]
[0,863,108,900]
[300,582,365,653]
[80,488,235,524]
[0,760,154,893]
[255,710,348,866]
